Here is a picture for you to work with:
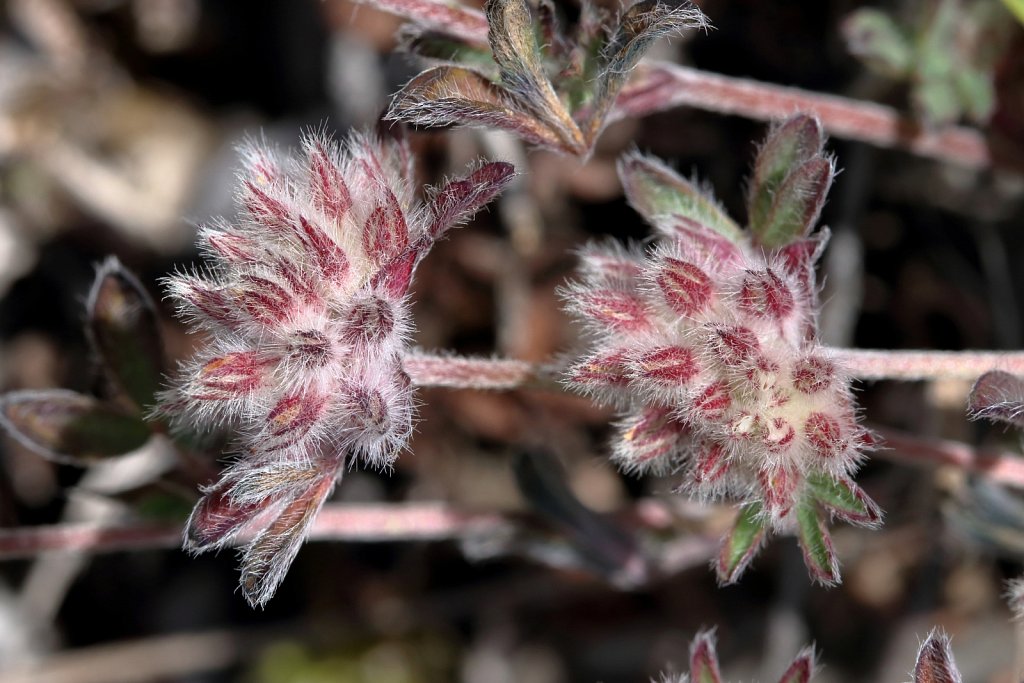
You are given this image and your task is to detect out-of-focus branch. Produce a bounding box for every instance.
[874,428,1024,490]
[612,62,995,170]
[0,503,507,560]
[404,349,1024,389]
[0,499,719,577]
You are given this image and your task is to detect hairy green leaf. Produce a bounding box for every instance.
[716,502,767,584]
[748,115,826,245]
[618,152,743,243]
[757,156,833,249]
[806,473,881,527]
[795,503,839,585]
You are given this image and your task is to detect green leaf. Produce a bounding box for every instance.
[716,502,767,584]
[0,390,151,465]
[748,115,827,246]
[1002,0,1024,25]
[757,156,833,249]
[87,257,166,413]
[913,76,961,128]
[618,152,743,243]
[806,473,881,527]
[795,503,839,585]
[841,9,913,79]
[952,66,996,125]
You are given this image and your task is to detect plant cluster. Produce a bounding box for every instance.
[1,0,1022,677]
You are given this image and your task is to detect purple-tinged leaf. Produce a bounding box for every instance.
[363,191,411,265]
[184,479,268,551]
[565,348,632,403]
[485,0,584,153]
[618,152,743,243]
[584,0,705,141]
[689,630,723,683]
[611,406,687,474]
[776,647,816,683]
[87,257,166,412]
[968,370,1024,428]
[388,65,566,150]
[758,156,834,249]
[748,115,826,245]
[795,503,839,585]
[374,250,418,299]
[239,472,336,607]
[913,631,962,683]
[577,288,652,332]
[806,473,882,528]
[356,0,489,47]
[0,390,150,465]
[716,502,767,584]
[428,161,515,238]
[666,217,746,267]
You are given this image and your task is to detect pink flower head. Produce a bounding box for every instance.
[564,116,880,586]
[160,129,513,606]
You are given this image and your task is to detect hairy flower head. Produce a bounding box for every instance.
[564,116,880,586]
[160,129,513,606]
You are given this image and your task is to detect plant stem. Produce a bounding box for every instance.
[873,427,1024,490]
[403,349,1024,389]
[835,349,1024,381]
[612,62,995,170]
[402,353,557,389]
[0,503,508,560]
[0,501,707,560]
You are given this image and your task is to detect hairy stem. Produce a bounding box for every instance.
[404,349,1024,389]
[0,503,508,560]
[0,500,708,560]
[612,62,995,170]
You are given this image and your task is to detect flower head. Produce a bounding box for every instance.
[563,115,880,585]
[160,129,513,606]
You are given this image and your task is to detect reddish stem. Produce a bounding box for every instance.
[835,349,1024,381]
[612,62,995,170]
[403,353,554,389]
[0,503,507,560]
[404,349,1024,389]
[875,427,1024,490]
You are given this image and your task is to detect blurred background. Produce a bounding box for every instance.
[2,0,1024,681]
